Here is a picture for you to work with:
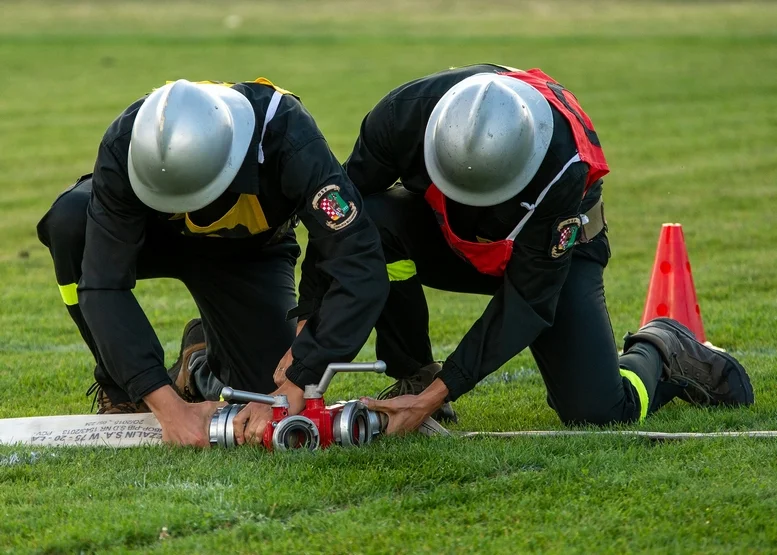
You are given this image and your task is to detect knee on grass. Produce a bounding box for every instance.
[555,403,637,427]
[37,187,89,252]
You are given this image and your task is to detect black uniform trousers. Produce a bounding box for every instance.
[37,177,299,403]
[366,187,666,425]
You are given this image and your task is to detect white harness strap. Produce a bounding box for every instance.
[257,90,283,164]
[506,153,582,241]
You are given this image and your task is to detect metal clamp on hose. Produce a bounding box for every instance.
[272,415,320,451]
[209,404,244,448]
[332,401,388,447]
[333,401,370,447]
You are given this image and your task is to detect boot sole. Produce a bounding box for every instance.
[649,318,754,406]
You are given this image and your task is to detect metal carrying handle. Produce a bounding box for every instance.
[221,387,289,408]
[315,361,387,396]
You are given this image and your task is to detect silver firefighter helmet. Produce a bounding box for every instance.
[128,79,256,213]
[424,73,554,207]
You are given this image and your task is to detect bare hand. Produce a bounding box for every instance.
[231,401,274,446]
[360,395,436,435]
[273,348,293,387]
[231,381,306,447]
[145,385,224,447]
[161,401,225,447]
[360,378,450,436]
[274,320,307,387]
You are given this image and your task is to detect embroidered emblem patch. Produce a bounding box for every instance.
[550,216,582,258]
[312,185,358,230]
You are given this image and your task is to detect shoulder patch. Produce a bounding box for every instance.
[311,184,358,231]
[550,216,582,258]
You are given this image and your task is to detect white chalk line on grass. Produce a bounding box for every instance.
[419,419,777,441]
[454,430,777,440]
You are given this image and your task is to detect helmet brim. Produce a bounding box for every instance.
[424,73,554,207]
[128,84,256,214]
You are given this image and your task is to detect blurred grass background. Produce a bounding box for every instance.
[0,1,776,552]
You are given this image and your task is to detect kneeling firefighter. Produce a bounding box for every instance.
[289,64,754,433]
[37,78,388,446]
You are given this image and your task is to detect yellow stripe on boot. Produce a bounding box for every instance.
[620,368,649,421]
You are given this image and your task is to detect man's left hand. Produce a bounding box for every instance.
[360,395,435,435]
[360,377,450,435]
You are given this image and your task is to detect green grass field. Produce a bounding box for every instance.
[1,1,777,552]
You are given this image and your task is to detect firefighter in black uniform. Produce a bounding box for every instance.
[37,78,388,446]
[292,65,754,433]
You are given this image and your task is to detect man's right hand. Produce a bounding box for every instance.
[273,348,294,387]
[144,385,224,447]
[273,320,307,387]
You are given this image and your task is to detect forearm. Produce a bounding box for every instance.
[79,288,171,402]
[418,378,449,412]
[286,220,389,387]
[144,385,187,419]
[438,290,550,401]
[292,243,330,321]
[274,379,306,413]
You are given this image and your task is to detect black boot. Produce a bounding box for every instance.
[86,381,150,414]
[377,362,458,423]
[623,318,754,407]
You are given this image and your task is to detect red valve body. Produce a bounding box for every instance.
[260,396,344,451]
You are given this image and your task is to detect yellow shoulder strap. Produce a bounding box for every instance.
[158,78,294,95]
[249,77,294,96]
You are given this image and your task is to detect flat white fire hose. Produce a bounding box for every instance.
[0,413,163,447]
[1,413,776,448]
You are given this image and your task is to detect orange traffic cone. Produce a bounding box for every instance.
[641,223,706,341]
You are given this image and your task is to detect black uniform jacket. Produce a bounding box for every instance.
[81,80,388,402]
[339,64,607,401]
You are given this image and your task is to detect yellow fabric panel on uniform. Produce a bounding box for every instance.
[58,283,78,306]
[619,368,649,421]
[386,260,417,281]
[180,194,270,238]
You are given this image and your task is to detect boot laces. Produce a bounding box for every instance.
[86,382,102,413]
[668,354,713,405]
[376,375,426,400]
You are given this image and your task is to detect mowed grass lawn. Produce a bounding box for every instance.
[1,1,777,552]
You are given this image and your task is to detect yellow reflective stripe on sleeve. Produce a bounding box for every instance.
[620,368,649,421]
[386,260,417,282]
[58,283,78,306]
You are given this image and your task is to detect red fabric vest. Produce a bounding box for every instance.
[502,69,609,188]
[425,69,609,277]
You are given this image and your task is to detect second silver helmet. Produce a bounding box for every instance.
[424,73,554,207]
